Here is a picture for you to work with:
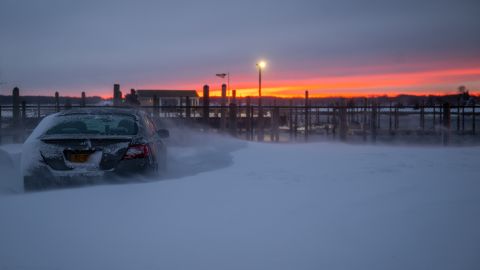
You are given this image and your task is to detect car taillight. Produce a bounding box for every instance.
[123,144,149,160]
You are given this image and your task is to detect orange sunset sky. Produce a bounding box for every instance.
[104,59,480,99]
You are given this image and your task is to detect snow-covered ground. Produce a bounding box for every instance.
[0,135,479,270]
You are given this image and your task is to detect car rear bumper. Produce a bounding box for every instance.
[23,159,157,191]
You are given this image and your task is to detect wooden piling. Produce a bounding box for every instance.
[273,106,280,142]
[442,103,451,145]
[257,98,264,142]
[81,92,86,107]
[394,105,399,130]
[389,102,392,132]
[439,105,443,126]
[37,103,41,119]
[153,95,159,117]
[371,103,377,142]
[113,84,121,106]
[21,101,26,122]
[332,105,337,137]
[202,85,210,126]
[55,92,60,112]
[220,84,227,132]
[420,101,425,131]
[339,101,347,141]
[289,99,293,139]
[0,105,2,144]
[294,106,298,140]
[246,96,252,140]
[229,102,237,136]
[362,99,367,141]
[12,87,20,126]
[472,105,476,135]
[456,99,460,132]
[377,103,381,129]
[305,90,309,140]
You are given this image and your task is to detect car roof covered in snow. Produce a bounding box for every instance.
[57,107,142,117]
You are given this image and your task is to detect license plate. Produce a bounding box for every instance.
[69,153,91,163]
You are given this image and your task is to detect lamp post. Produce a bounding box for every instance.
[256,61,266,106]
[256,61,266,141]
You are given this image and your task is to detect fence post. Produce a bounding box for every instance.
[433,105,436,130]
[362,99,367,140]
[221,84,227,132]
[22,101,26,122]
[377,103,381,129]
[152,95,159,117]
[270,99,280,142]
[440,104,443,125]
[246,96,252,140]
[0,105,2,144]
[394,104,399,130]
[294,105,298,140]
[81,91,86,107]
[55,92,60,112]
[20,100,27,142]
[443,102,451,145]
[202,85,210,127]
[456,98,460,132]
[371,103,377,142]
[229,102,237,136]
[270,99,276,142]
[472,105,476,135]
[420,101,425,131]
[332,105,337,137]
[339,101,347,141]
[388,101,392,133]
[274,106,280,142]
[289,99,293,139]
[12,87,20,127]
[37,103,41,119]
[257,97,264,142]
[304,90,309,141]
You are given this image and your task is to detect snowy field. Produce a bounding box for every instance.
[0,133,479,270]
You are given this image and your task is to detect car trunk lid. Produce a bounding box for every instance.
[39,136,132,171]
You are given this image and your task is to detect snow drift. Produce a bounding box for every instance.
[0,133,479,270]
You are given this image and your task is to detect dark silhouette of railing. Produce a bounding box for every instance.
[0,103,478,145]
[0,85,478,145]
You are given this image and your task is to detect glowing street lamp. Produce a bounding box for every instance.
[256,60,266,106]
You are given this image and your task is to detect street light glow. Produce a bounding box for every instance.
[257,61,266,69]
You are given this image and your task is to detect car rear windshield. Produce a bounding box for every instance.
[45,114,138,136]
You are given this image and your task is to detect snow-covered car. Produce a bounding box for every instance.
[21,108,169,190]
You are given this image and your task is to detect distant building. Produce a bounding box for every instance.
[136,90,199,106]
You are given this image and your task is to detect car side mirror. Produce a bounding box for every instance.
[157,129,169,138]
